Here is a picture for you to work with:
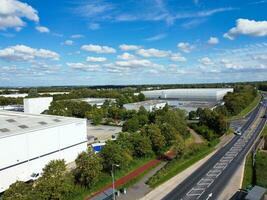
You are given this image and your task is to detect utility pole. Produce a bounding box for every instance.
[111,164,119,200]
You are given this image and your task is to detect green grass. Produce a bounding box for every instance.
[230,93,261,121]
[242,153,253,189]
[66,157,155,200]
[147,141,218,188]
[262,124,267,136]
[242,151,267,192]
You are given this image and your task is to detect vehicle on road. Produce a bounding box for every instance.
[234,128,242,136]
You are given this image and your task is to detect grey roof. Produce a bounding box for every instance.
[245,186,266,200]
[0,111,85,139]
[123,100,167,107]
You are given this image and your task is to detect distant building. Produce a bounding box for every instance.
[123,100,167,112]
[75,98,116,108]
[0,111,87,192]
[142,88,233,102]
[24,97,53,114]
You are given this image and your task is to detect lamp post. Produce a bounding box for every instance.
[111,164,119,200]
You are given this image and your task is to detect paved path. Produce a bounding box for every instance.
[88,159,161,200]
[189,128,204,144]
[117,162,166,200]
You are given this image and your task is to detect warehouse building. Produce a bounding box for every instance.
[0,111,87,192]
[24,97,53,114]
[74,98,116,108]
[123,100,167,112]
[141,88,233,102]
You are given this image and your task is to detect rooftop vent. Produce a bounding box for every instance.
[6,119,16,123]
[53,119,61,122]
[38,121,48,125]
[18,125,29,129]
[0,128,10,132]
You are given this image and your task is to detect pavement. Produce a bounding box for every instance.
[117,162,166,200]
[161,97,267,200]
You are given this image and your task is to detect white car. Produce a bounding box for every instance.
[234,128,242,136]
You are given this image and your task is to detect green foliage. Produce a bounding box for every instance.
[100,141,132,171]
[130,132,153,157]
[34,160,75,200]
[2,181,33,200]
[27,88,39,98]
[0,96,23,105]
[122,116,140,132]
[142,124,166,154]
[74,150,103,187]
[86,108,104,125]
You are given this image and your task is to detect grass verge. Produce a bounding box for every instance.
[242,153,253,189]
[147,141,218,188]
[66,157,155,200]
[230,93,261,121]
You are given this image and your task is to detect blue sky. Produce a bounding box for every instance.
[0,0,267,86]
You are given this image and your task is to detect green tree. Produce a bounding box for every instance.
[159,123,178,146]
[2,181,33,200]
[100,141,132,171]
[86,108,104,125]
[34,160,74,200]
[142,124,166,154]
[27,88,39,98]
[74,150,103,187]
[130,132,153,157]
[122,116,139,132]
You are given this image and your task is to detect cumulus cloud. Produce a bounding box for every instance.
[67,62,100,72]
[70,34,84,39]
[0,0,39,30]
[199,57,214,66]
[81,44,116,54]
[115,59,162,69]
[86,56,107,62]
[207,37,219,45]
[224,19,267,40]
[0,45,59,61]
[145,34,166,41]
[170,53,186,62]
[136,48,170,58]
[177,42,194,53]
[119,44,141,51]
[35,26,50,33]
[63,40,74,46]
[117,52,136,60]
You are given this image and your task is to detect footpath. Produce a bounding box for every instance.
[87,159,161,200]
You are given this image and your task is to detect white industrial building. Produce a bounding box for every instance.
[73,98,116,108]
[24,97,53,114]
[123,100,167,112]
[0,111,87,192]
[141,88,233,101]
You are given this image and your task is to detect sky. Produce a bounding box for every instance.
[0,0,267,86]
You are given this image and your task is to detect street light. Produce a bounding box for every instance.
[111,164,120,200]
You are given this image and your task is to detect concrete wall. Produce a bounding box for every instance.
[24,97,53,114]
[0,120,87,192]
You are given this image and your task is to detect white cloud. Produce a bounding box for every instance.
[177,42,194,53]
[145,33,166,41]
[70,34,84,39]
[199,57,214,66]
[86,56,106,62]
[119,44,141,51]
[136,48,170,58]
[67,62,100,72]
[117,52,136,60]
[170,53,187,62]
[208,37,219,45]
[0,0,39,30]
[115,59,162,69]
[224,19,267,40]
[81,44,116,54]
[63,40,74,46]
[0,45,59,61]
[35,26,50,33]
[89,23,100,30]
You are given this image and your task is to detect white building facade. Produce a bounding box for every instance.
[141,88,233,101]
[0,111,87,192]
[123,100,167,112]
[24,97,53,114]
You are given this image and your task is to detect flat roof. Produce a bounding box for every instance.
[0,111,85,139]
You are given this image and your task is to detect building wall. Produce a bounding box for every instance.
[0,120,87,192]
[123,102,166,111]
[24,97,53,114]
[142,88,233,101]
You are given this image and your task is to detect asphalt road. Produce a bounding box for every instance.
[163,96,267,200]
